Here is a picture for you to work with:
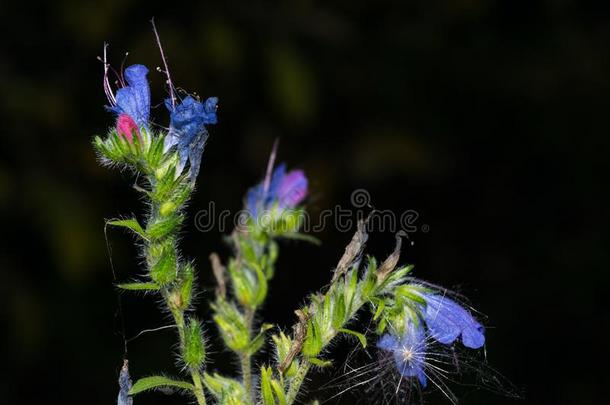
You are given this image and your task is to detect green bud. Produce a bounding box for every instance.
[211,300,249,352]
[160,201,177,217]
[146,214,183,240]
[183,319,206,368]
[179,263,195,310]
[149,239,177,285]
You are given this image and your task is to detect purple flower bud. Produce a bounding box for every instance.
[245,163,308,218]
[277,170,308,209]
[116,114,139,143]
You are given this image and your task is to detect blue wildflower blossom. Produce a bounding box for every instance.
[111,64,151,129]
[377,320,428,387]
[420,293,485,349]
[246,163,308,218]
[164,96,218,182]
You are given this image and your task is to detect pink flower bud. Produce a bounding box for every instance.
[116,114,140,142]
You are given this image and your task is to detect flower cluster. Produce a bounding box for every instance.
[100,59,217,182]
[376,292,485,388]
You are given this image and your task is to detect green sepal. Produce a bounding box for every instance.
[301,317,323,357]
[270,379,287,405]
[116,282,160,291]
[345,268,359,312]
[145,132,167,169]
[260,366,275,405]
[107,218,147,240]
[338,328,367,348]
[129,375,194,395]
[377,264,414,292]
[331,290,346,328]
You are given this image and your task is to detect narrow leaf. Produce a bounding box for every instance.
[338,328,367,348]
[108,218,147,239]
[129,376,194,395]
[308,357,333,368]
[270,379,287,405]
[117,282,160,291]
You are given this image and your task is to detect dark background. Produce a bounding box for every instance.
[0,1,607,404]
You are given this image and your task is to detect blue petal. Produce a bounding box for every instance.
[377,334,399,351]
[186,128,209,182]
[378,323,428,388]
[267,163,286,202]
[416,369,427,388]
[422,294,485,349]
[246,185,263,218]
[203,97,218,124]
[166,96,217,182]
[114,64,150,128]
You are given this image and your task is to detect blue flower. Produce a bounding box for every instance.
[246,164,308,217]
[164,96,218,182]
[111,64,151,129]
[420,294,485,349]
[377,321,428,387]
[117,360,133,405]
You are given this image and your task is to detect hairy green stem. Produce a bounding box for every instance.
[241,307,255,402]
[168,303,207,405]
[145,172,207,405]
[286,360,311,404]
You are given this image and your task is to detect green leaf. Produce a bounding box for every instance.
[129,376,194,395]
[107,218,147,239]
[116,282,160,291]
[280,232,321,245]
[373,300,385,321]
[246,323,273,355]
[338,328,367,348]
[308,357,332,368]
